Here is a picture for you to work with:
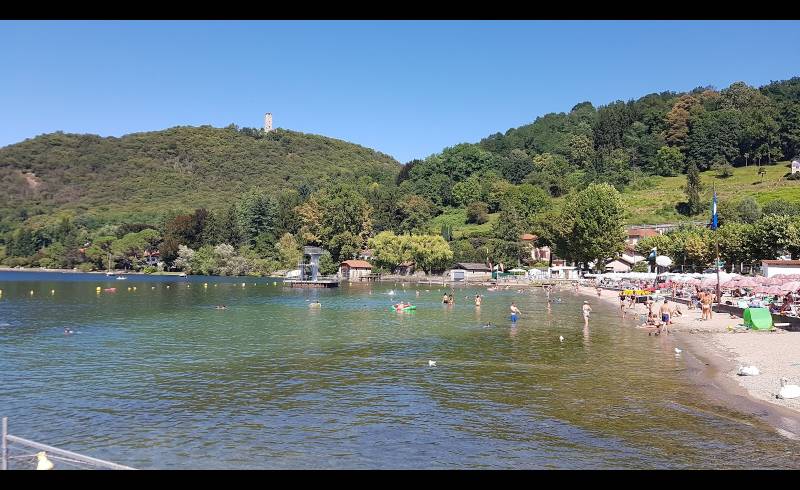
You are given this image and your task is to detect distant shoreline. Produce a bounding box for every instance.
[0,267,184,276]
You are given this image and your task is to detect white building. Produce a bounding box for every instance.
[761,260,800,277]
[792,160,800,174]
[604,253,646,273]
[449,263,492,282]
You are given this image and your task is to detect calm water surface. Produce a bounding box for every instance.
[0,271,797,469]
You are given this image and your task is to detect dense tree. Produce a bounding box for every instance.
[762,199,800,217]
[551,183,627,269]
[296,184,373,262]
[466,201,489,225]
[683,163,704,216]
[665,95,701,147]
[651,145,685,177]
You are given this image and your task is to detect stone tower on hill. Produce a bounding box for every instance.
[264,113,273,132]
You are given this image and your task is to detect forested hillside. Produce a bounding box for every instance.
[1,77,798,275]
[0,125,400,226]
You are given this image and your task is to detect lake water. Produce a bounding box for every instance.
[0,271,797,469]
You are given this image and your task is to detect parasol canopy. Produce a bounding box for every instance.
[780,281,800,292]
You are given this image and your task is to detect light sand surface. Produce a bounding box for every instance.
[576,284,800,416]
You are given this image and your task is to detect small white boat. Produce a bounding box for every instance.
[105,271,116,276]
[116,276,127,281]
[179,273,187,277]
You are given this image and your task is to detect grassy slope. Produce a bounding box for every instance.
[427,208,498,239]
[431,162,800,237]
[622,161,800,224]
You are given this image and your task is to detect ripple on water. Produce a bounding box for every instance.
[0,276,798,468]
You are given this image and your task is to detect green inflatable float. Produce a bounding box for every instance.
[743,307,773,330]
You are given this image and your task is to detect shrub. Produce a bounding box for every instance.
[711,157,734,178]
[77,262,94,272]
[787,172,800,181]
[466,201,489,224]
[142,266,158,274]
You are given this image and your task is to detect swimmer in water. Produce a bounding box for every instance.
[64,327,74,335]
[215,305,227,310]
[475,294,482,307]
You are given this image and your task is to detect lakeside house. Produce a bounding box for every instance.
[761,260,800,278]
[625,227,661,248]
[520,234,551,263]
[449,262,492,282]
[604,253,646,273]
[339,260,373,281]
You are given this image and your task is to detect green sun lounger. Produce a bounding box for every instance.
[743,307,773,331]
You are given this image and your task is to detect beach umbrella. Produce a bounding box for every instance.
[753,286,770,294]
[755,276,770,284]
[700,277,718,288]
[767,286,784,295]
[766,277,784,286]
[780,281,800,292]
[655,255,672,267]
[721,278,739,287]
[737,277,759,288]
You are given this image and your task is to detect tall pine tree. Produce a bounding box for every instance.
[684,163,704,215]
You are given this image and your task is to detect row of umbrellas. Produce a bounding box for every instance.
[671,277,800,293]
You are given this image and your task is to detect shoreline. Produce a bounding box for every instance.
[0,267,185,275]
[577,284,800,439]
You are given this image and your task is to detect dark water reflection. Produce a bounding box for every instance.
[0,272,797,468]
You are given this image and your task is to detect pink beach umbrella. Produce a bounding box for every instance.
[753,286,770,294]
[780,281,800,292]
[766,277,784,286]
[737,277,759,288]
[755,276,770,284]
[767,286,784,295]
[700,278,718,288]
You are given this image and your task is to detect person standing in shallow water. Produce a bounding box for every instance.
[510,302,521,322]
[474,294,482,307]
[582,300,592,327]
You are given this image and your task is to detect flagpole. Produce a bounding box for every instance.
[713,185,721,310]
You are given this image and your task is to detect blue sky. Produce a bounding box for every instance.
[2,20,799,162]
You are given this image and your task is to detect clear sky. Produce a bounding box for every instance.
[2,20,799,162]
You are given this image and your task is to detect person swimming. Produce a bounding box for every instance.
[64,327,74,335]
[215,305,227,310]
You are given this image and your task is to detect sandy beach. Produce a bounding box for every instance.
[577,284,800,430]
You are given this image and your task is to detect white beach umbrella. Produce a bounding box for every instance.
[655,255,672,267]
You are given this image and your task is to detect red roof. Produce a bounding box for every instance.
[627,227,659,238]
[762,260,800,266]
[520,233,537,241]
[341,260,372,269]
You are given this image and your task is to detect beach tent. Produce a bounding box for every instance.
[743,308,773,330]
[508,268,527,275]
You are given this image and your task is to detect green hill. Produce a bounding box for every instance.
[0,125,400,226]
[621,161,800,224]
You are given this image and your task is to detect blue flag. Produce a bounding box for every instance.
[711,191,718,230]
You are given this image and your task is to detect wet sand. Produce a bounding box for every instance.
[576,284,800,439]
